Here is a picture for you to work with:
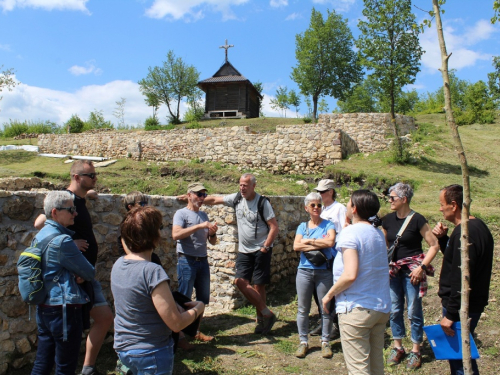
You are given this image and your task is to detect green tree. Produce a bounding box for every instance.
[83,109,113,131]
[487,56,500,107]
[113,97,127,129]
[253,81,265,117]
[139,50,200,124]
[65,114,85,133]
[357,0,423,161]
[183,88,205,123]
[318,98,329,114]
[455,80,496,125]
[337,78,381,113]
[144,92,160,120]
[291,8,362,121]
[288,89,301,117]
[0,66,17,110]
[270,86,290,117]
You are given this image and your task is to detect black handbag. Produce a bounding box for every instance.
[302,221,329,267]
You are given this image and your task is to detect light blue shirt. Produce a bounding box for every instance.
[296,220,335,270]
[333,223,391,314]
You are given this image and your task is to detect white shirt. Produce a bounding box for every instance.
[321,200,347,235]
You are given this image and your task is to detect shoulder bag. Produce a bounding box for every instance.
[387,210,415,263]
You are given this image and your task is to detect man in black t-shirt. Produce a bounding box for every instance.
[432,184,494,375]
[35,160,113,375]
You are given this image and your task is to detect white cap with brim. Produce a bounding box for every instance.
[313,179,336,192]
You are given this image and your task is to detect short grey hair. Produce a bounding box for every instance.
[241,173,256,185]
[389,182,414,204]
[44,191,73,218]
[304,192,322,206]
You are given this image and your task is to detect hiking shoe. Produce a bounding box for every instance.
[330,322,340,340]
[295,342,308,358]
[321,342,333,358]
[309,319,322,336]
[406,351,422,370]
[254,318,264,334]
[194,331,214,342]
[387,347,406,366]
[261,312,277,335]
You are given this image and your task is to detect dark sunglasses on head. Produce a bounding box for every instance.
[196,192,207,198]
[56,206,77,214]
[79,173,98,179]
[309,203,322,208]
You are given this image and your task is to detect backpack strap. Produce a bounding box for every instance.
[233,191,242,208]
[32,232,62,255]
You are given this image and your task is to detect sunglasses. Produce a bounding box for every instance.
[138,201,148,207]
[195,192,207,198]
[79,173,98,179]
[318,190,330,194]
[387,196,400,202]
[309,203,322,208]
[56,206,77,214]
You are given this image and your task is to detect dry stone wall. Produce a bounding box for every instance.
[38,113,415,174]
[0,190,308,373]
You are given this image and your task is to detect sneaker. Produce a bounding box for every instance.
[254,318,264,334]
[321,342,333,358]
[387,347,406,366]
[406,351,422,370]
[194,331,214,342]
[295,342,308,358]
[309,319,322,336]
[261,312,277,335]
[330,322,340,340]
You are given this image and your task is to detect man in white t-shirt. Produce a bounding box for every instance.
[310,179,347,339]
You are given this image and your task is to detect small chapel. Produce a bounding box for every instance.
[197,40,262,119]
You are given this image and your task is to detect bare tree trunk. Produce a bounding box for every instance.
[433,1,473,374]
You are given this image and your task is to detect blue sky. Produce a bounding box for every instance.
[1,0,499,127]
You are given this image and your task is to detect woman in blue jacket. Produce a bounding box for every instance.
[31,191,95,375]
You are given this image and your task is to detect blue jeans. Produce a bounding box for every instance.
[442,308,481,375]
[177,255,210,304]
[390,270,424,344]
[296,268,333,343]
[118,338,174,375]
[31,305,83,375]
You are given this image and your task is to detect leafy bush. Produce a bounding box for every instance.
[65,114,84,133]
[2,120,28,137]
[185,122,203,129]
[386,138,412,164]
[183,106,204,123]
[144,116,161,130]
[1,119,60,137]
[83,110,114,131]
[302,117,312,124]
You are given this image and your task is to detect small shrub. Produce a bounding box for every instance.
[144,116,161,131]
[302,117,312,124]
[65,114,84,133]
[2,119,28,137]
[386,139,412,164]
[185,122,203,129]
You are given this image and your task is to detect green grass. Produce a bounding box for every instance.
[234,305,257,316]
[274,339,296,354]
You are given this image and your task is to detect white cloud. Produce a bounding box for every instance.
[285,12,300,21]
[270,0,287,8]
[68,61,102,76]
[420,19,497,74]
[0,44,11,51]
[312,0,355,13]
[0,80,185,127]
[145,0,249,21]
[0,0,89,13]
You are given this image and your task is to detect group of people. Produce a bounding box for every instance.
[27,159,494,375]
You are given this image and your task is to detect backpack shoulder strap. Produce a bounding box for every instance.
[233,192,242,208]
[32,232,62,253]
[257,196,270,231]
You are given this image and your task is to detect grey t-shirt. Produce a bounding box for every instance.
[223,193,275,254]
[112,257,172,351]
[173,207,209,257]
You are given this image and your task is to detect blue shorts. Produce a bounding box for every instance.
[118,338,174,375]
[176,255,211,305]
[90,278,108,308]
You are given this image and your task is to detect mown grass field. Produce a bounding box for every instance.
[3,113,500,374]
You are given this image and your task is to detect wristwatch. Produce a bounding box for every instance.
[420,263,428,272]
[264,246,273,251]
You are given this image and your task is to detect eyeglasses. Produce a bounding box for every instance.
[387,196,400,202]
[195,192,207,198]
[138,201,148,207]
[318,190,330,194]
[56,206,77,214]
[309,203,322,208]
[79,173,98,179]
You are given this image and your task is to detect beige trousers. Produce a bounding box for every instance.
[338,307,390,375]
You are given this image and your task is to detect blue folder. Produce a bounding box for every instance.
[423,322,480,360]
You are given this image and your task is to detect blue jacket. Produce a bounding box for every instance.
[33,220,95,305]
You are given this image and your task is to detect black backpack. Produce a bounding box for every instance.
[233,192,271,238]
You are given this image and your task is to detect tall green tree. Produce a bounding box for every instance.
[337,78,381,113]
[356,0,423,160]
[270,86,290,117]
[487,56,500,107]
[288,89,301,117]
[139,51,200,124]
[291,8,362,122]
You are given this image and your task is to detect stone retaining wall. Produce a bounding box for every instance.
[0,190,308,373]
[37,113,415,174]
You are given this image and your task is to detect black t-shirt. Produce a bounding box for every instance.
[438,218,494,320]
[65,189,99,266]
[382,211,427,261]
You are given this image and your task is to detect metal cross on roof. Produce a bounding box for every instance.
[219,39,234,63]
